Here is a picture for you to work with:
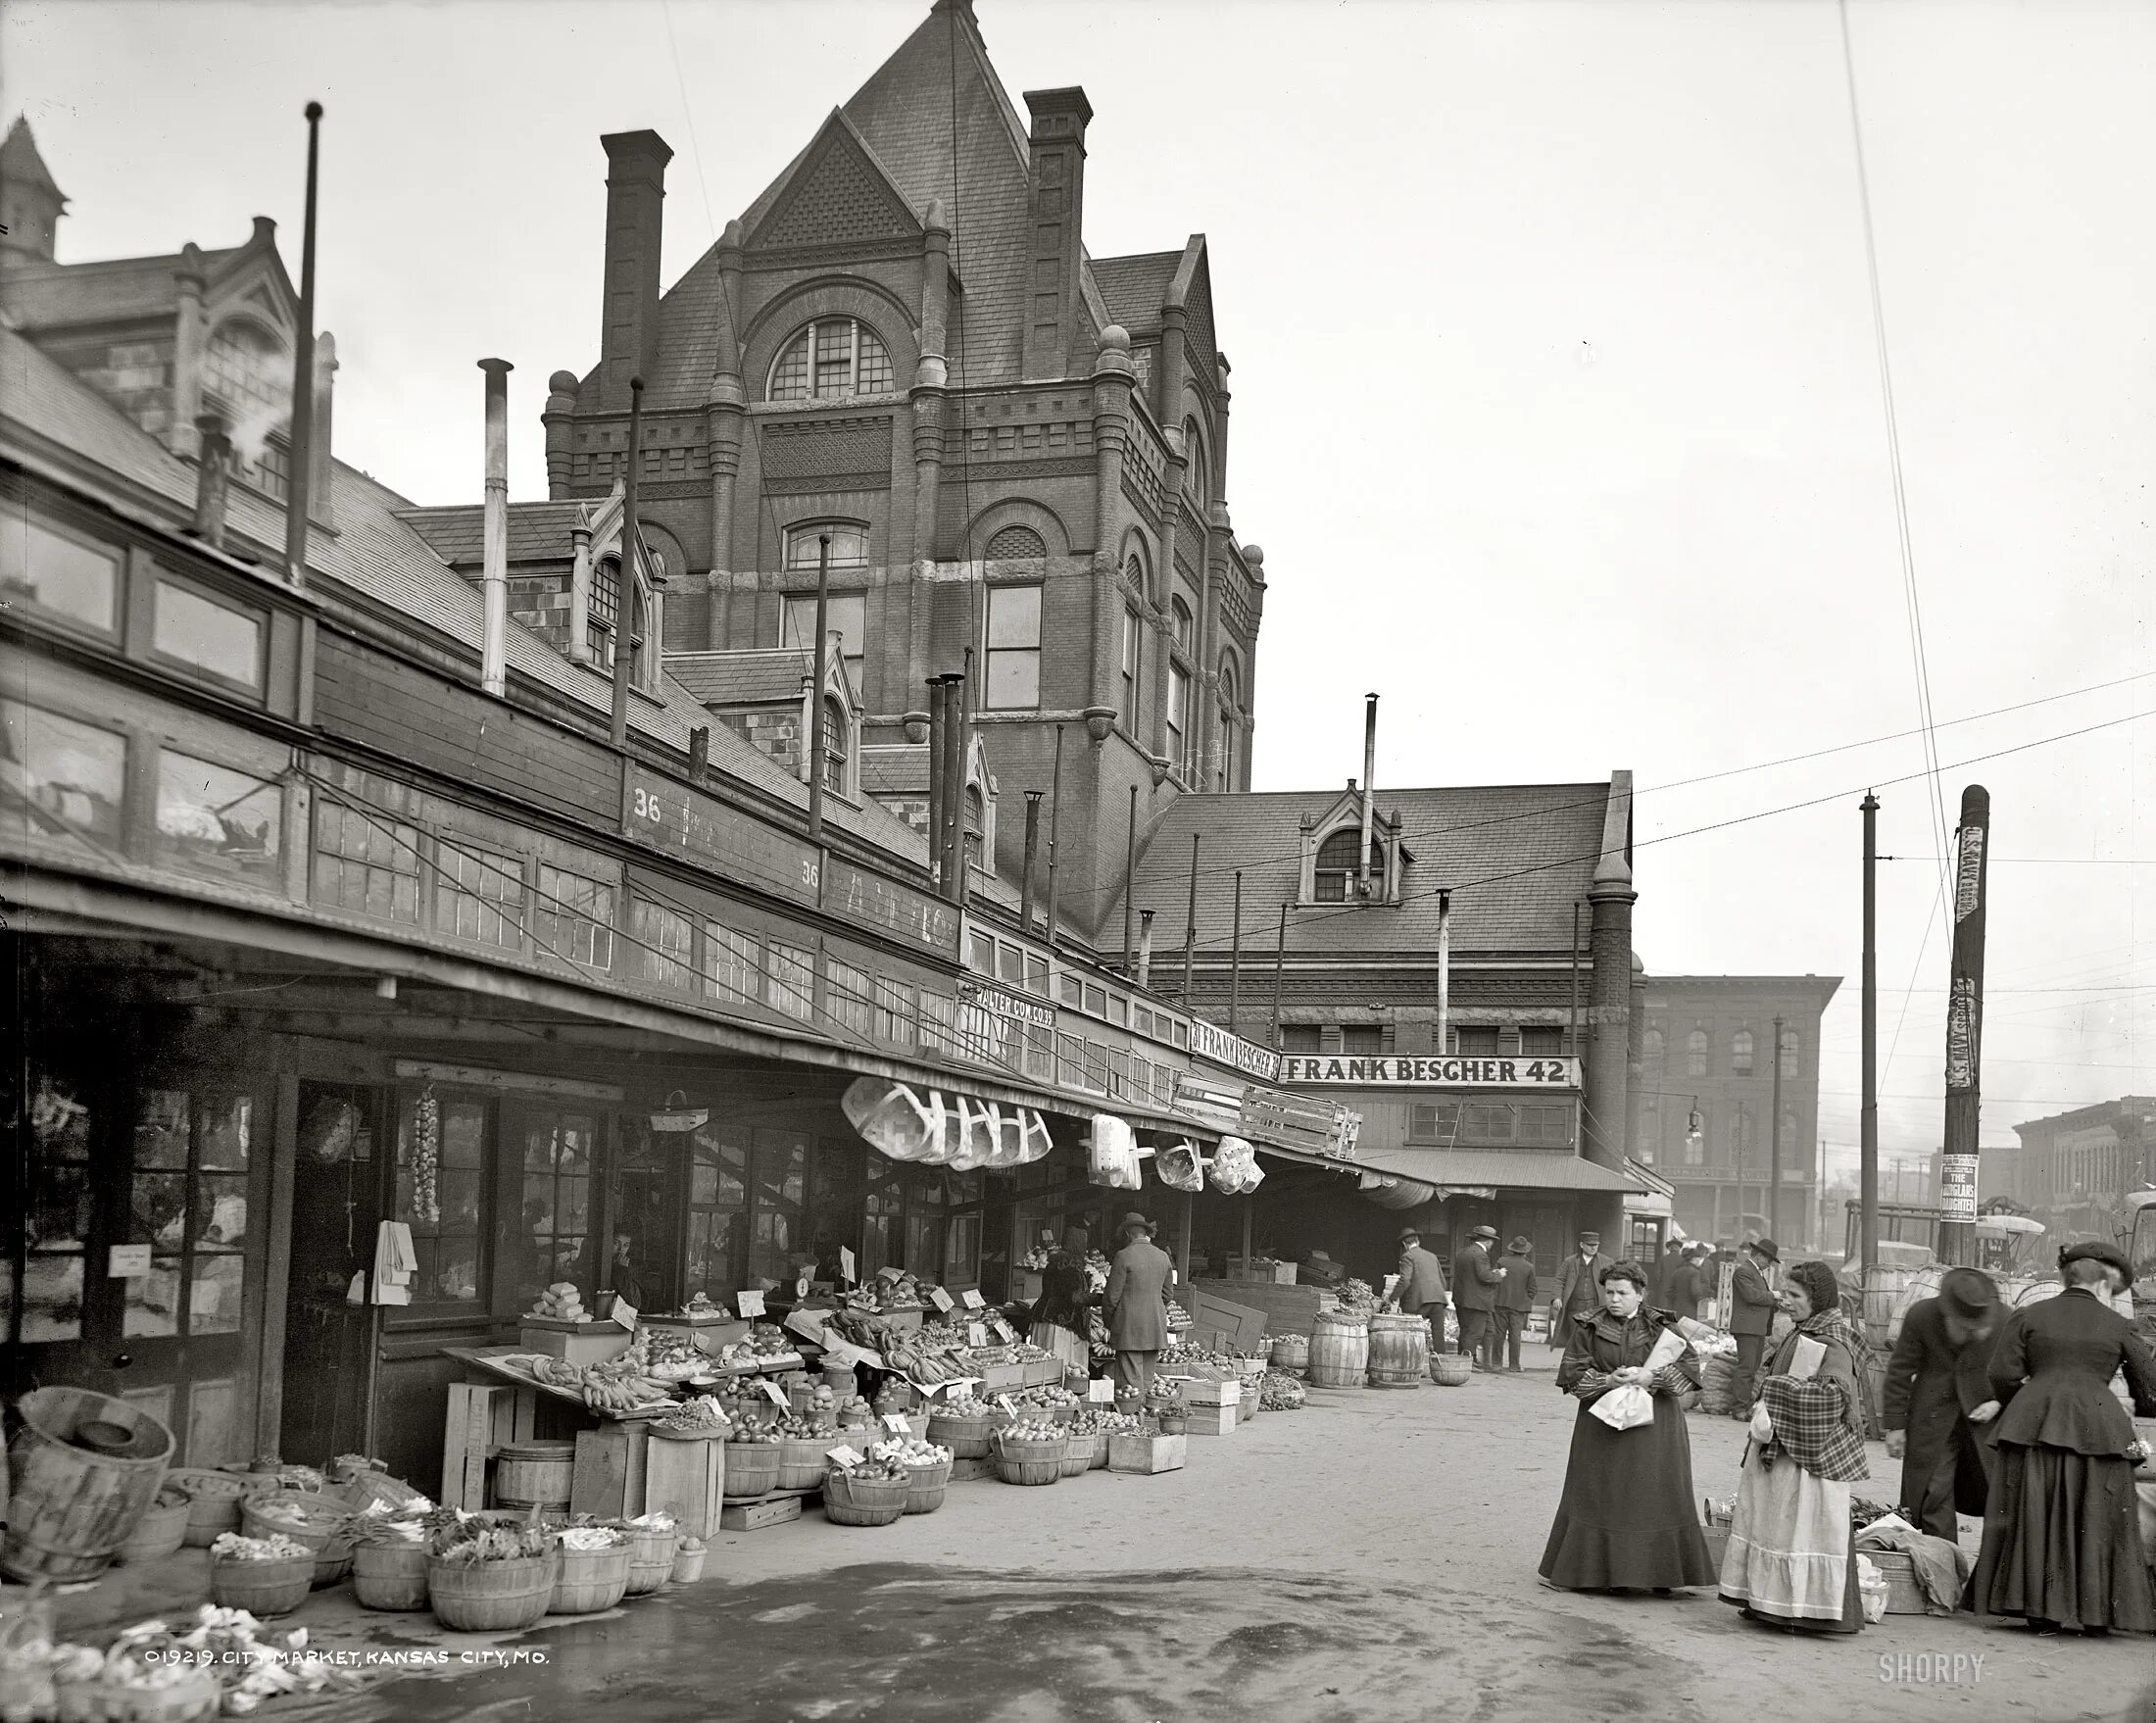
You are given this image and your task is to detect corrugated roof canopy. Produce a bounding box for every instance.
[1356,1148,1643,1193]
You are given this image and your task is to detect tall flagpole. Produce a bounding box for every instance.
[283,102,322,586]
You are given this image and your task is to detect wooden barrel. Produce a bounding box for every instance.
[494,1442,575,1508]
[1366,1314,1430,1388]
[2,1387,174,1583]
[1306,1316,1370,1389]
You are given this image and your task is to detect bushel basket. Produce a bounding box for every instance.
[774,1438,831,1493]
[1431,1353,1473,1387]
[902,1458,953,1515]
[926,1413,995,1458]
[429,1550,560,1632]
[723,1444,782,1500]
[990,1435,1064,1488]
[242,1490,354,1587]
[551,1543,632,1613]
[1055,1434,1094,1479]
[170,1468,272,1547]
[114,1493,190,1565]
[211,1552,314,1618]
[352,1542,430,1611]
[624,1524,676,1596]
[823,1472,908,1527]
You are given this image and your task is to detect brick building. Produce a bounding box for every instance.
[397,0,1263,931]
[1634,973,1840,1249]
[1997,1098,2156,1246]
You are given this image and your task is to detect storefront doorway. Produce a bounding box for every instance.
[277,1080,386,1466]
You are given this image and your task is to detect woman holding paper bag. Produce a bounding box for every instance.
[1719,1257,1870,1634]
[1539,1260,1718,1594]
[1026,1228,1097,1376]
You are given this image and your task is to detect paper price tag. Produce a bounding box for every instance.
[929,1287,956,1313]
[825,1445,865,1468]
[1087,1378,1115,1403]
[942,1376,981,1398]
[877,1266,904,1284]
[966,1323,989,1348]
[997,1395,1019,1419]
[760,1380,790,1407]
[960,1288,986,1309]
[784,1306,831,1343]
[736,1289,766,1319]
[989,1316,1018,1345]
[612,1297,639,1333]
[839,1247,857,1285]
[881,1413,911,1435]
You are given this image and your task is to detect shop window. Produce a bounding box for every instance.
[779,589,866,687]
[1732,1027,1755,1076]
[1410,1102,1462,1144]
[860,1157,905,1278]
[767,318,894,402]
[875,976,916,1046]
[1685,1027,1709,1078]
[5,703,127,854]
[632,898,693,990]
[435,842,523,949]
[1282,1025,1321,1054]
[1518,1104,1576,1146]
[396,1091,486,1307]
[1460,1102,1516,1142]
[827,958,875,1039]
[1452,1026,1500,1057]
[906,1172,946,1278]
[153,579,264,693]
[536,864,614,968]
[766,941,815,1022]
[1341,1025,1384,1057]
[159,749,281,890]
[505,1108,597,1311]
[971,929,997,974]
[0,510,120,634]
[1020,1020,1052,1081]
[747,1131,808,1286]
[705,922,762,1007]
[1057,1031,1088,1089]
[685,1125,749,1301]
[312,803,418,922]
[1521,1027,1567,1056]
[984,584,1042,710]
[124,1089,251,1340]
[22,1070,95,1342]
[609,1122,675,1310]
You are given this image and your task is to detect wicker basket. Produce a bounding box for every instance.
[171,1469,270,1548]
[722,1443,783,1501]
[1086,1431,1113,1470]
[428,1551,560,1632]
[823,1472,908,1527]
[550,1544,631,1613]
[241,1492,353,1587]
[774,1438,832,1493]
[926,1413,995,1459]
[902,1458,953,1515]
[623,1525,676,1596]
[1269,1334,1310,1374]
[51,1667,221,1723]
[990,1435,1064,1487]
[670,1546,707,1584]
[114,1495,191,1565]
[351,1542,430,1611]
[210,1553,313,1617]
[1055,1434,1094,1479]
[1431,1353,1474,1387]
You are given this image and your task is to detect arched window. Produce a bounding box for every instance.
[1779,1024,1800,1077]
[1182,416,1208,510]
[203,320,289,425]
[1170,596,1194,655]
[1166,662,1192,774]
[819,695,849,795]
[1216,663,1240,791]
[766,318,894,402]
[1732,1027,1755,1076]
[782,526,868,688]
[1685,1027,1708,1079]
[785,524,869,568]
[1643,1022,1666,1064]
[1313,829,1384,903]
[962,785,985,871]
[984,525,1046,563]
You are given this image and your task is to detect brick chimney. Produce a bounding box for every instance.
[597,130,672,413]
[1020,88,1092,382]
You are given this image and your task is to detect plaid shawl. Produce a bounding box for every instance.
[1755,1309,1870,1483]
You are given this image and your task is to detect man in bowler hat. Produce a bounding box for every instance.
[1395,1227,1450,1332]
[1883,1265,2003,1542]
[1451,1224,1506,1366]
[1493,1235,1538,1372]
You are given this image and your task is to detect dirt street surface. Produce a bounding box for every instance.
[315,1369,2155,1723]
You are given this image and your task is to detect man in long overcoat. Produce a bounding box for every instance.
[1104,1211,1174,1399]
[1883,1265,2003,1542]
[1550,1230,1614,1349]
[1451,1224,1505,1365]
[1727,1237,1780,1418]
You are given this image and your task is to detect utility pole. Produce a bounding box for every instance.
[1860,792,1882,1337]
[1770,1013,1785,1242]
[1937,785,1990,1267]
[806,533,831,845]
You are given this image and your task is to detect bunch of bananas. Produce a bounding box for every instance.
[530,1355,588,1390]
[582,1373,674,1415]
[884,1333,964,1384]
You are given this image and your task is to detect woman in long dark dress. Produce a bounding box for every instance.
[1539,1259,1718,1593]
[1027,1227,1096,1375]
[1968,1242,2156,1635]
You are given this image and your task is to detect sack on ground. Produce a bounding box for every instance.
[1699,1353,1737,1416]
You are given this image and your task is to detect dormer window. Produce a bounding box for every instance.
[767,318,894,402]
[1313,830,1384,903]
[819,694,849,794]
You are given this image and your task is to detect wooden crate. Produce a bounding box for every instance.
[643,1436,727,1541]
[1177,1378,1241,1407]
[977,1362,1026,1393]
[947,1456,996,1484]
[1191,1279,1324,1341]
[1181,1404,1237,1438]
[1021,1357,1064,1388]
[719,1494,805,1532]
[440,1383,538,1511]
[569,1423,652,1521]
[519,1321,633,1364]
[1107,1433,1187,1475]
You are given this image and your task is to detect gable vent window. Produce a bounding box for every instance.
[1313,829,1384,903]
[984,526,1046,564]
[768,318,894,402]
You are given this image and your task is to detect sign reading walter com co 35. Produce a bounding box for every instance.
[1278,1056,1580,1089]
[1938,1153,1980,1222]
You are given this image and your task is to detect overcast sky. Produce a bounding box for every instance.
[8,0,2151,1174]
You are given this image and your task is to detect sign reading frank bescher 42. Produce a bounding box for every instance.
[1279,1056,1581,1089]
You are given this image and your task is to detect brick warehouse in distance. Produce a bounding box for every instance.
[400,0,1263,938]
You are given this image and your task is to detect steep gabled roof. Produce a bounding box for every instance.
[667,648,815,709]
[1,116,64,197]
[1112,783,1619,959]
[395,500,588,566]
[742,109,926,253]
[0,216,293,335]
[1090,251,1181,334]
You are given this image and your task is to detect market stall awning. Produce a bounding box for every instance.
[1352,1147,1645,1194]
